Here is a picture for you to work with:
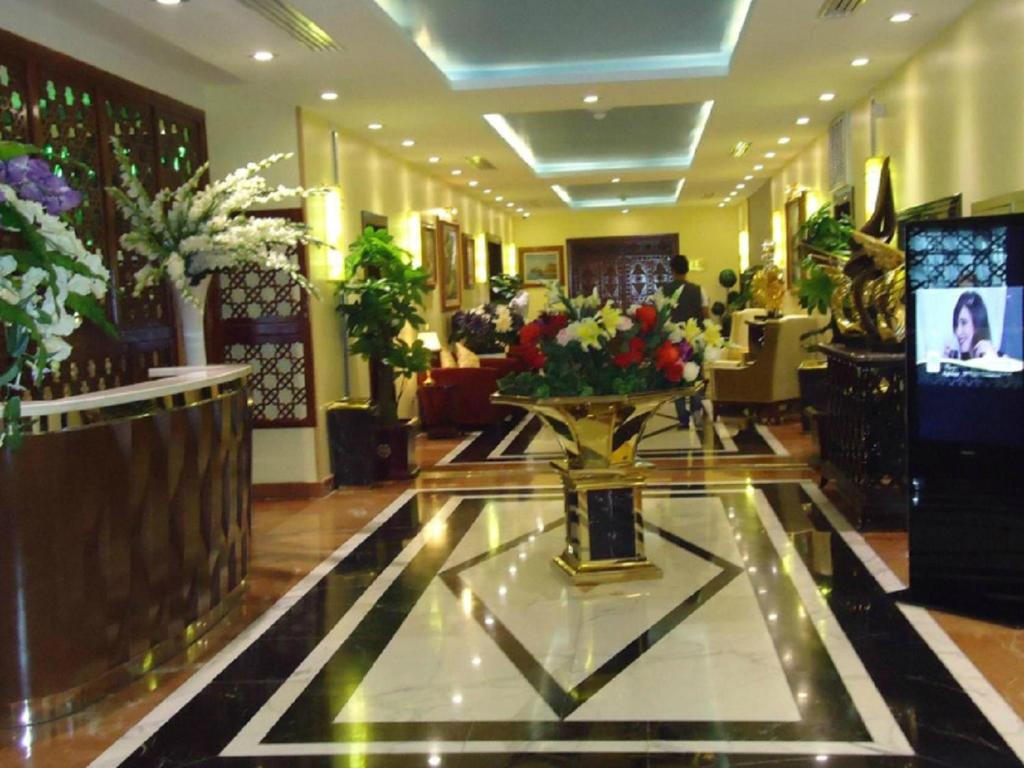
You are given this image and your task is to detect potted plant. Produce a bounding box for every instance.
[336,227,429,480]
[494,284,725,584]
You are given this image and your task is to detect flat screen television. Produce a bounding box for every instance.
[906,215,1024,454]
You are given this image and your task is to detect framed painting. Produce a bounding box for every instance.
[438,220,462,310]
[420,219,437,288]
[519,245,564,287]
[462,233,475,290]
[785,192,807,288]
[832,186,854,223]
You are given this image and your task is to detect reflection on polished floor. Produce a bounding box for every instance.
[4,423,1024,767]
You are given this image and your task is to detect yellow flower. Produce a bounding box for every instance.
[574,318,606,350]
[599,303,624,333]
[682,317,702,343]
[702,322,723,347]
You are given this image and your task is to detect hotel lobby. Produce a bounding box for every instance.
[1,0,1023,766]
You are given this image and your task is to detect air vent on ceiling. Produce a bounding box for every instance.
[818,0,865,19]
[466,155,496,170]
[235,0,341,51]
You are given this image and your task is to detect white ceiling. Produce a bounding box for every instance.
[51,0,976,214]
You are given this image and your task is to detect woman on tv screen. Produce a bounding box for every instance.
[945,291,998,360]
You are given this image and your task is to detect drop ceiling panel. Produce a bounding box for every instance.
[370,0,755,87]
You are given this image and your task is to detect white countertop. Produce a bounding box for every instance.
[21,364,251,418]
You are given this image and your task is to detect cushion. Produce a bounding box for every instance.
[455,342,481,368]
[439,347,457,369]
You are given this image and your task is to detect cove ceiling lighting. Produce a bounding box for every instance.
[370,0,755,89]
[550,179,685,209]
[485,102,714,176]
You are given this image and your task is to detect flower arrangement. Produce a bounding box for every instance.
[107,138,320,307]
[450,302,524,353]
[498,284,725,398]
[0,141,113,449]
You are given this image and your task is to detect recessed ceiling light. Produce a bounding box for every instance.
[252,51,274,62]
[754,164,765,171]
[155,0,185,5]
[851,57,870,67]
[583,94,600,104]
[516,207,524,213]
[428,155,440,163]
[819,92,836,102]
[320,91,339,101]
[765,151,777,159]
[468,180,479,187]
[736,183,746,189]
[506,202,514,208]
[483,188,492,194]
[718,203,726,208]
[401,138,415,147]
[622,208,630,214]
[524,212,531,218]
[744,175,754,180]
[796,116,811,126]
[778,137,791,145]
[368,122,383,131]
[495,195,504,201]
[890,12,914,23]
[611,177,621,183]
[451,169,462,176]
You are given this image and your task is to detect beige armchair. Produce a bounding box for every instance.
[708,315,826,414]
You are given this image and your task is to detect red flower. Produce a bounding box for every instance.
[612,337,646,368]
[663,362,684,382]
[654,340,680,371]
[519,322,542,346]
[520,344,547,370]
[635,304,658,334]
[540,313,569,338]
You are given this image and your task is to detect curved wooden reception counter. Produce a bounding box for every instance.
[0,365,252,726]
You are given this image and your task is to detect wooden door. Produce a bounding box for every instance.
[567,233,679,307]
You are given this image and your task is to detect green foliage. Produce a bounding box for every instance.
[336,227,430,424]
[728,265,762,311]
[0,141,39,161]
[796,260,837,315]
[799,207,854,256]
[489,273,524,304]
[718,268,738,289]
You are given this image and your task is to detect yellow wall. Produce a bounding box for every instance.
[512,206,742,315]
[298,109,514,481]
[770,0,1024,237]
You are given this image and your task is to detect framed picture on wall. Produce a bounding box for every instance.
[438,220,462,310]
[519,245,564,287]
[785,192,807,288]
[462,233,475,290]
[420,220,437,288]
[832,186,854,223]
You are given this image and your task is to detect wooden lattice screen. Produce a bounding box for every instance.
[208,209,317,429]
[0,27,207,398]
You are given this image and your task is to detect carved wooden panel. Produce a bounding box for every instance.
[0,27,207,398]
[568,233,679,307]
[209,209,316,428]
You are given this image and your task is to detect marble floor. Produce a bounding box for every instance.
[3,422,1024,767]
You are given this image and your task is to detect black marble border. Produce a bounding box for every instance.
[101,482,1024,767]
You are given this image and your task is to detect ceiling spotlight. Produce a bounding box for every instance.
[851,57,870,67]
[778,137,791,145]
[754,163,765,171]
[523,212,531,218]
[252,51,274,62]
[744,175,754,180]
[451,169,462,176]
[468,180,479,187]
[621,208,630,214]
[796,116,811,126]
[483,188,492,194]
[819,92,836,102]
[428,155,440,163]
[516,207,524,213]
[321,91,339,101]
[890,12,914,23]
[736,183,746,189]
[718,203,726,208]
[506,202,515,207]
[583,94,600,104]
[765,151,777,159]
[611,177,621,183]
[401,138,415,147]
[155,0,185,5]
[368,123,383,131]
[495,195,504,201]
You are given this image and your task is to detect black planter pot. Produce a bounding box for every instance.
[374,418,420,481]
[327,400,379,487]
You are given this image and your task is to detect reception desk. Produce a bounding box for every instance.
[0,365,252,726]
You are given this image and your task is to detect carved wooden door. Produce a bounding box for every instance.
[567,233,679,307]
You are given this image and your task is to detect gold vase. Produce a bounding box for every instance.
[492,387,700,585]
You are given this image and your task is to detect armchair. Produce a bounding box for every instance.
[417,357,523,431]
[708,315,825,419]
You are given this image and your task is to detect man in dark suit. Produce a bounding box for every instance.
[661,254,709,429]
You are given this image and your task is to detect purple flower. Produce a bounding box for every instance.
[677,339,694,362]
[0,156,83,215]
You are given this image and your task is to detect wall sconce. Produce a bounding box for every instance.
[738,230,750,271]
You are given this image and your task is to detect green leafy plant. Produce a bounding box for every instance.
[798,207,854,257]
[489,273,524,305]
[336,227,430,425]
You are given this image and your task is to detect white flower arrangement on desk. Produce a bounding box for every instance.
[107,137,322,306]
[0,141,113,449]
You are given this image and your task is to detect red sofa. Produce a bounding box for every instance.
[417,357,524,429]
